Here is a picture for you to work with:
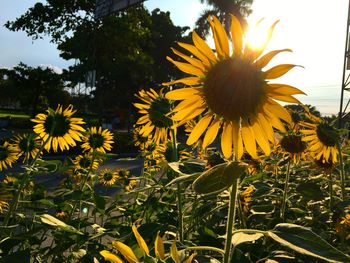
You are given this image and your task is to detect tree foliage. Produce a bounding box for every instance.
[5,2,190,115]
[0,63,69,116]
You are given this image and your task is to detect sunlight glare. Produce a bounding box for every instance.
[245,25,269,50]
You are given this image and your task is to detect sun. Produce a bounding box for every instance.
[245,23,270,50]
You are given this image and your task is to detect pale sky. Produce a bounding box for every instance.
[0,0,349,115]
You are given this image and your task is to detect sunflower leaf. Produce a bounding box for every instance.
[268,223,350,262]
[193,161,246,195]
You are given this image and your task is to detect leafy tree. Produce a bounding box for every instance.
[195,0,253,37]
[6,2,190,120]
[1,63,70,116]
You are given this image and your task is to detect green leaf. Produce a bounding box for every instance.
[296,182,324,201]
[165,173,199,186]
[168,159,206,175]
[193,161,246,195]
[268,223,350,262]
[34,159,62,173]
[250,204,275,215]
[39,214,83,235]
[232,232,264,247]
[94,193,106,214]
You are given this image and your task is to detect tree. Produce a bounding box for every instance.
[195,0,253,38]
[6,2,190,120]
[1,63,70,116]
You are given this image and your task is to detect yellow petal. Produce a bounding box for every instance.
[187,114,213,145]
[112,241,138,263]
[255,49,292,68]
[154,232,165,260]
[166,57,204,77]
[202,118,221,149]
[183,253,197,263]
[247,20,279,60]
[232,119,243,160]
[208,16,230,58]
[266,99,292,123]
[192,31,217,63]
[221,121,233,159]
[251,121,270,156]
[266,83,306,95]
[172,105,205,122]
[241,122,258,159]
[171,48,205,71]
[177,41,211,67]
[166,88,201,100]
[230,15,243,57]
[170,241,179,263]
[163,77,201,86]
[132,225,149,256]
[100,250,125,263]
[263,64,300,79]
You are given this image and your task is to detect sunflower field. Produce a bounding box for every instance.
[1,15,350,263]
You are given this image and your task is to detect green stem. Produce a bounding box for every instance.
[223,178,239,263]
[281,160,291,222]
[328,170,333,228]
[170,128,183,243]
[337,142,346,200]
[68,150,96,220]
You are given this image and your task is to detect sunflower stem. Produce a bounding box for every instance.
[170,128,183,243]
[337,142,346,200]
[281,159,291,222]
[68,150,96,221]
[223,178,239,263]
[328,170,334,228]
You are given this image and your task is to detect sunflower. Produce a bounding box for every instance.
[164,15,304,160]
[241,185,255,213]
[99,169,119,186]
[0,201,9,214]
[0,141,19,171]
[72,154,100,171]
[134,88,173,144]
[81,126,114,153]
[11,133,41,162]
[279,132,307,164]
[32,104,85,152]
[133,125,151,151]
[300,113,339,164]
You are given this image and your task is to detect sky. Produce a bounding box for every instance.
[0,0,349,115]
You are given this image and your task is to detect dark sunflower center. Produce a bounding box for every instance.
[103,172,113,181]
[88,133,105,148]
[148,98,172,128]
[18,137,35,152]
[79,157,91,168]
[44,114,71,137]
[203,58,266,121]
[280,134,306,154]
[316,123,339,147]
[0,146,9,160]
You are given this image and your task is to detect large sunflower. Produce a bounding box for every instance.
[0,141,19,171]
[81,126,114,153]
[11,133,41,162]
[32,105,85,152]
[134,88,173,144]
[164,15,304,159]
[300,113,339,164]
